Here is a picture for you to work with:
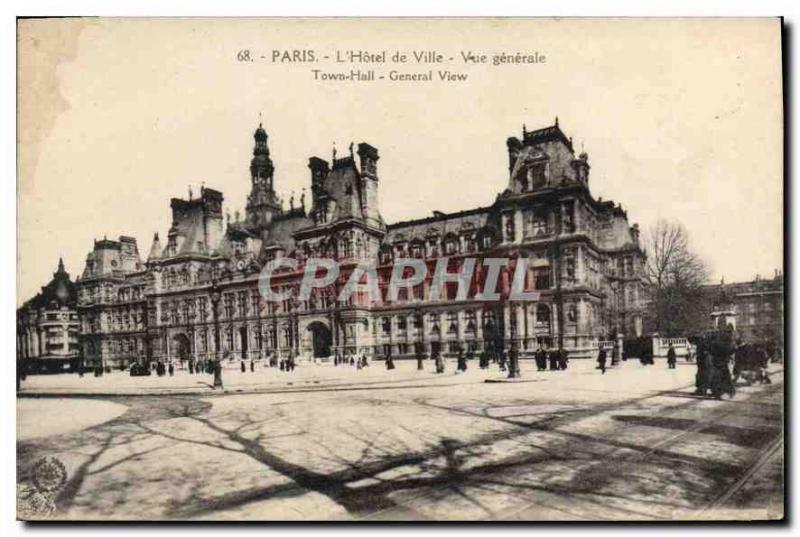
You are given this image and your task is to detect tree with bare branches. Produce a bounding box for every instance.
[644,219,710,337]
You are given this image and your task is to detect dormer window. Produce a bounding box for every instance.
[528,163,547,188]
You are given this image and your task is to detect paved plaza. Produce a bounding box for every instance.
[17,359,784,521]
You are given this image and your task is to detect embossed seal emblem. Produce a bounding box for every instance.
[19,456,68,519]
[31,456,68,494]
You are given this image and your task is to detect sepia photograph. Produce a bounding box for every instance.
[15,16,784,522]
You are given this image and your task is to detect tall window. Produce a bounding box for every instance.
[532,213,549,236]
[223,294,234,318]
[529,163,546,188]
[534,267,551,290]
[225,328,234,351]
[250,290,261,317]
[237,291,248,318]
[563,201,576,233]
[536,304,551,327]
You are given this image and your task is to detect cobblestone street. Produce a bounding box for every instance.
[17,359,784,521]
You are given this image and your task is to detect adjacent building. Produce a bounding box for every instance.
[17,259,80,372]
[704,271,784,345]
[76,119,647,369]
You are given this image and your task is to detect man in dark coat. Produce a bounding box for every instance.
[241,360,246,373]
[597,347,608,375]
[168,362,174,376]
[479,350,489,370]
[386,355,396,370]
[709,329,736,399]
[250,359,255,372]
[558,349,569,370]
[548,349,559,371]
[667,344,677,369]
[534,347,547,371]
[455,349,465,372]
[597,348,607,374]
[694,338,711,395]
[188,360,195,374]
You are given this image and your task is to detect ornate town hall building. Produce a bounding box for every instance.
[76,120,646,369]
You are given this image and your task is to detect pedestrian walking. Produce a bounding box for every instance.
[548,349,559,371]
[250,359,255,372]
[457,349,467,373]
[386,355,396,370]
[597,348,607,374]
[534,347,546,371]
[434,349,445,374]
[667,344,677,369]
[558,348,569,370]
[168,362,174,376]
[241,360,246,373]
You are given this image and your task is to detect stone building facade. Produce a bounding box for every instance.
[704,271,784,345]
[76,119,646,369]
[17,259,81,372]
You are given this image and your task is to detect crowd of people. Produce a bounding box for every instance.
[92,329,777,401]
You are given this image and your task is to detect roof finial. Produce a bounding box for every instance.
[290,191,295,210]
[300,188,306,210]
[555,116,559,127]
[188,185,193,200]
[349,142,354,159]
[57,257,65,273]
[332,142,337,161]
[522,123,527,136]
[258,110,263,128]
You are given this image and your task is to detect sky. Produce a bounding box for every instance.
[17,18,783,304]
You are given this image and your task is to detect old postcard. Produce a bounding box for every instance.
[16,17,784,521]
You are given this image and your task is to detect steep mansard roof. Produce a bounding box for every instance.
[385,207,493,243]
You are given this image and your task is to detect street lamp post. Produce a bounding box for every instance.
[507,301,521,378]
[415,306,424,370]
[210,282,223,389]
[609,281,620,365]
